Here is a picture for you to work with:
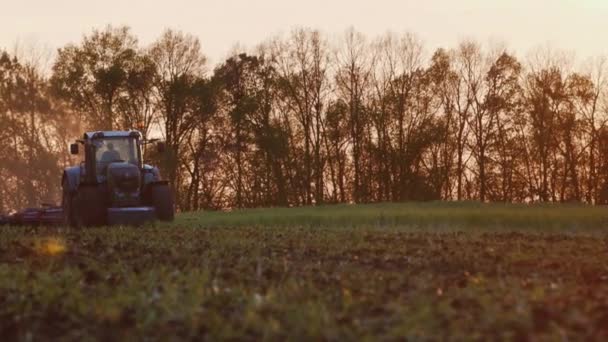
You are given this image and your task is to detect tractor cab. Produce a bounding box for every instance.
[71,131,143,183]
[93,135,141,179]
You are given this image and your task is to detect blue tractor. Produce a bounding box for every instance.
[62,130,174,226]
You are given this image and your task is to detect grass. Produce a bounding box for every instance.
[1,202,608,340]
[178,201,608,232]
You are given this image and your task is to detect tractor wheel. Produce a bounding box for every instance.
[74,185,106,227]
[62,180,76,227]
[150,184,175,221]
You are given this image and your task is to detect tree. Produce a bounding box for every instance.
[334,28,372,203]
[274,28,330,205]
[525,67,569,201]
[0,50,70,211]
[485,53,524,202]
[118,53,157,140]
[470,51,523,201]
[182,77,223,211]
[573,58,608,203]
[213,53,261,208]
[427,48,458,200]
[149,29,207,204]
[5,26,608,212]
[451,41,479,200]
[382,33,432,201]
[51,25,141,130]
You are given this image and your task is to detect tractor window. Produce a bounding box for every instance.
[94,138,140,174]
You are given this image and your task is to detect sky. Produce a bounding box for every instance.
[1,0,607,65]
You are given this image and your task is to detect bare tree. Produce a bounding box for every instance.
[450,41,479,200]
[334,28,373,202]
[574,57,608,203]
[148,29,207,204]
[524,47,573,201]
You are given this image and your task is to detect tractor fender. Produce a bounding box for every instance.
[62,166,82,193]
[142,164,162,185]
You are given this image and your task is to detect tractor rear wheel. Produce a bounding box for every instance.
[150,184,174,221]
[61,180,76,227]
[74,185,106,227]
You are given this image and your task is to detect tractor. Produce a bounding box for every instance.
[62,130,174,226]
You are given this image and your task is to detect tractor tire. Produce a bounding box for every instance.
[62,180,76,227]
[73,185,106,227]
[150,184,175,221]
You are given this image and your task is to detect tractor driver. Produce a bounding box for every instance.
[100,142,122,163]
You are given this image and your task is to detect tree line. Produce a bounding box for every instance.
[1,25,608,212]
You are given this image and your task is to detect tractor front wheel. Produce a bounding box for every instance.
[150,184,175,221]
[73,185,106,227]
[62,180,76,227]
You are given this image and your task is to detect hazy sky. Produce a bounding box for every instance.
[1,0,607,65]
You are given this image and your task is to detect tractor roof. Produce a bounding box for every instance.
[84,130,142,140]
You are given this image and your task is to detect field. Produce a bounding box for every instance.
[1,202,608,340]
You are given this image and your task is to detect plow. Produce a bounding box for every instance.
[1,130,175,227]
[0,205,63,227]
